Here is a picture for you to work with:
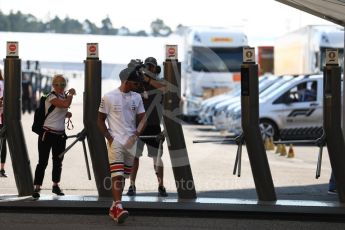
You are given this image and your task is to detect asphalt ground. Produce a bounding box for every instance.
[0,101,343,229]
[0,102,337,201]
[1,212,345,230]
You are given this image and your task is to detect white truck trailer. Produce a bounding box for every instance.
[274,25,344,75]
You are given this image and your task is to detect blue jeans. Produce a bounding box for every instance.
[329,172,336,191]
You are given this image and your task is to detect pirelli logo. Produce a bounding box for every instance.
[288,109,315,117]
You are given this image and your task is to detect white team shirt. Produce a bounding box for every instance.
[99,88,145,146]
[43,92,68,131]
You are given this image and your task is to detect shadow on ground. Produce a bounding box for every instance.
[132,183,338,202]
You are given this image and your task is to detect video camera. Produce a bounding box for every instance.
[127,59,161,80]
[128,59,145,71]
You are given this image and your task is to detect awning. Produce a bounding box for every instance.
[275,0,345,26]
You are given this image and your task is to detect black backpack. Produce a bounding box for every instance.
[32,92,57,135]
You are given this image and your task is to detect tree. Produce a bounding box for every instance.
[83,19,100,34]
[100,16,117,35]
[118,26,129,36]
[48,16,64,33]
[0,11,10,31]
[150,18,172,37]
[25,14,45,32]
[0,10,175,37]
[8,10,26,32]
[135,30,148,37]
[62,17,84,34]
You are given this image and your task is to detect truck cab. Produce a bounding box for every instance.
[180,26,248,120]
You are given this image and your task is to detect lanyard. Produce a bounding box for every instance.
[66,117,74,130]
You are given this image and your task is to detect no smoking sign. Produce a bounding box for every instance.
[166,45,178,60]
[87,43,98,59]
[7,41,19,57]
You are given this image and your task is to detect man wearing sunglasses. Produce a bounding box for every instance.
[98,67,146,224]
[32,74,76,199]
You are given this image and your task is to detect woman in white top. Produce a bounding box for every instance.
[32,74,76,199]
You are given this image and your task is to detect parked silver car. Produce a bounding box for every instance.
[213,75,295,131]
[227,74,324,140]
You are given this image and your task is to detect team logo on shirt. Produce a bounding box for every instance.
[113,104,122,112]
[131,101,136,111]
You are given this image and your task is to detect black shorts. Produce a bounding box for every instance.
[136,126,162,158]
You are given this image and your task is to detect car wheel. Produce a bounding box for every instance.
[259,119,279,141]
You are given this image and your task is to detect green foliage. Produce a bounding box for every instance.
[150,18,172,37]
[6,10,46,32]
[0,11,11,31]
[0,10,172,37]
[83,19,100,34]
[101,16,118,35]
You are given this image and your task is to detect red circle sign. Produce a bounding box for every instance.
[9,44,17,52]
[168,47,175,55]
[89,45,96,53]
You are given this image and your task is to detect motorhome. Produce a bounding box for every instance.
[274,25,344,75]
[180,27,248,120]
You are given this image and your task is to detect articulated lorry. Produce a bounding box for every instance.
[179,26,248,120]
[274,25,344,75]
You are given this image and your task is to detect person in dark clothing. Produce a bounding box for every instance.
[0,70,7,177]
[127,57,168,197]
[0,110,7,178]
[328,172,337,194]
[22,73,33,114]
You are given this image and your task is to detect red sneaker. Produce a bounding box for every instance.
[109,205,129,224]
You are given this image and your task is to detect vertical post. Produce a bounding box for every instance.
[241,47,276,201]
[163,45,196,199]
[4,41,33,196]
[342,26,345,142]
[323,49,345,202]
[84,43,111,197]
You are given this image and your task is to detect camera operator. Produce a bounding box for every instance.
[127,57,168,197]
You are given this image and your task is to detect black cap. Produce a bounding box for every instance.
[119,67,142,82]
[144,57,157,67]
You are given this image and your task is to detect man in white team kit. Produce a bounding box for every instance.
[98,66,146,224]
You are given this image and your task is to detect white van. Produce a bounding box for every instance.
[227,74,324,140]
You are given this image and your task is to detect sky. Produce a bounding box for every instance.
[0,0,335,40]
